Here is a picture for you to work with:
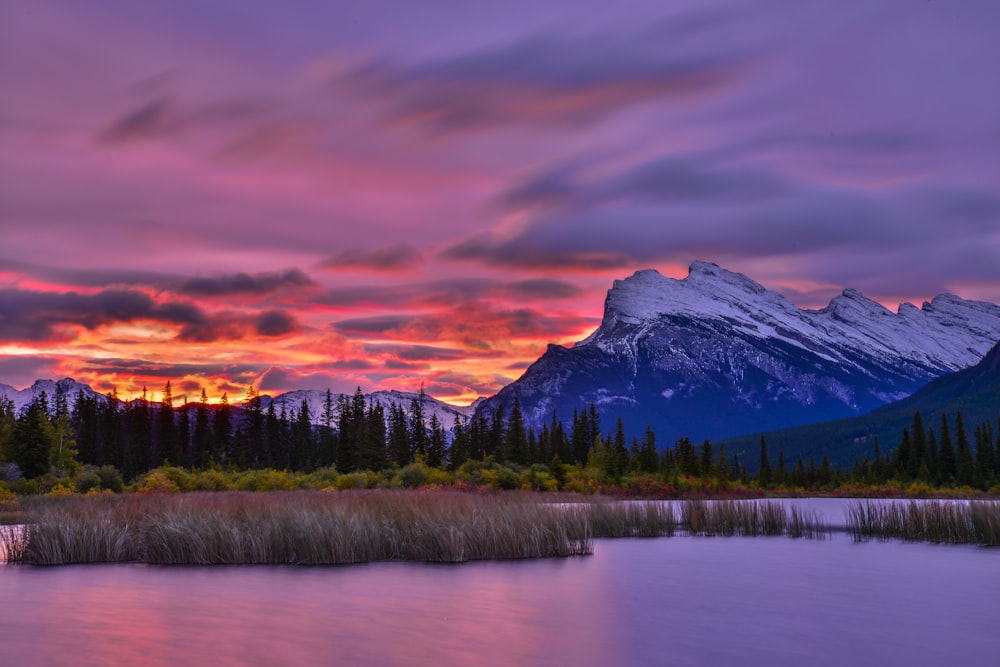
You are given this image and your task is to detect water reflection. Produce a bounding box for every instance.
[2,501,998,667]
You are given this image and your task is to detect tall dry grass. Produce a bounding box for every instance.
[6,491,593,566]
[847,500,1000,546]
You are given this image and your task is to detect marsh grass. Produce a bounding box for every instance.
[5,494,838,566]
[6,491,593,566]
[680,500,826,538]
[847,500,1000,546]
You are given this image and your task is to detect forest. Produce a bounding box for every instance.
[1,382,998,496]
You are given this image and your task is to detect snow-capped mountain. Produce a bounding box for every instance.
[261,389,473,430]
[0,378,101,413]
[1,379,472,431]
[476,261,1000,443]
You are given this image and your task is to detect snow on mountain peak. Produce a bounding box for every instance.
[584,261,1000,372]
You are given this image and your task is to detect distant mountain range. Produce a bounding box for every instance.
[5,262,999,461]
[720,339,1000,468]
[0,381,472,431]
[474,261,1000,443]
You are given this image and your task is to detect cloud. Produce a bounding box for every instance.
[318,244,422,272]
[179,269,317,297]
[440,233,637,271]
[176,309,301,342]
[346,31,749,132]
[333,303,595,348]
[362,344,477,361]
[0,287,301,344]
[0,288,202,342]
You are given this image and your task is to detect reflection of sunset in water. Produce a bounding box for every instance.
[3,528,998,667]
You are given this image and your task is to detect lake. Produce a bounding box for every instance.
[1,499,997,666]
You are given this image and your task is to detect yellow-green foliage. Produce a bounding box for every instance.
[335,471,381,490]
[135,470,181,494]
[0,487,16,508]
[233,469,298,492]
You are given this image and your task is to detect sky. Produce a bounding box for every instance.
[1,0,999,405]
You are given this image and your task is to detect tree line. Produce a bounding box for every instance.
[1,383,998,492]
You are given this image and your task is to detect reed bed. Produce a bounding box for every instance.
[680,500,826,538]
[585,501,678,538]
[847,500,1000,546]
[4,494,838,567]
[6,492,593,566]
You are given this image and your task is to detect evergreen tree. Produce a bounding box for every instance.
[427,413,446,468]
[638,426,658,474]
[699,440,713,478]
[293,398,313,470]
[388,401,412,466]
[938,414,956,483]
[193,389,211,468]
[448,417,470,470]
[11,395,53,478]
[213,393,232,465]
[504,397,528,464]
[954,412,975,487]
[758,436,772,487]
[158,381,178,466]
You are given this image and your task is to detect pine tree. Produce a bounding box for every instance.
[193,389,211,468]
[938,414,956,484]
[11,395,54,478]
[427,413,446,468]
[954,412,975,487]
[505,397,528,465]
[758,436,772,487]
[213,393,232,465]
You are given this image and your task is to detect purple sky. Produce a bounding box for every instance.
[1,0,998,402]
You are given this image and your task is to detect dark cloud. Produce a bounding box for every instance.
[318,244,422,272]
[80,359,263,382]
[503,279,581,300]
[383,359,427,371]
[176,309,301,342]
[346,31,749,131]
[99,97,176,144]
[98,94,276,145]
[258,367,350,393]
[0,288,202,342]
[180,269,317,297]
[334,303,594,348]
[440,233,637,271]
[255,310,300,337]
[611,155,790,204]
[363,344,475,361]
[0,257,177,290]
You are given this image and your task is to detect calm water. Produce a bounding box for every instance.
[2,500,998,667]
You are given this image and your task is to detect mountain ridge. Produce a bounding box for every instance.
[476,261,1000,443]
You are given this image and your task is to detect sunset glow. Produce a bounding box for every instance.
[2,0,998,403]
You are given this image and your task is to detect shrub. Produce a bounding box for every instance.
[194,469,231,491]
[398,462,431,488]
[74,467,103,494]
[97,466,125,493]
[135,470,181,494]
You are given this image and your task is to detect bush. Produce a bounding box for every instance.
[195,469,231,491]
[97,466,124,493]
[135,470,181,494]
[398,462,431,488]
[74,467,103,494]
[234,469,297,492]
[335,471,380,490]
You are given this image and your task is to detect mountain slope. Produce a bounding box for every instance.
[720,340,1000,468]
[476,261,1000,443]
[0,378,101,413]
[262,389,472,430]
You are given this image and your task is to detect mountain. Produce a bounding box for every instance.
[476,261,1000,443]
[261,389,472,430]
[0,378,472,431]
[720,340,1000,468]
[0,378,101,413]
